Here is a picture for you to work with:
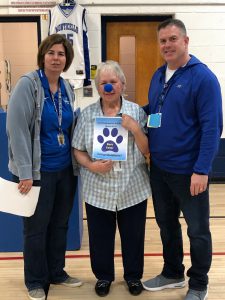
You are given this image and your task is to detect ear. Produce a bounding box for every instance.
[184,36,189,46]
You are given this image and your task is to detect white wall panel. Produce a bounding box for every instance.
[189,30,225,46]
[0,0,225,135]
[89,46,101,67]
[86,13,101,31]
[178,12,225,28]
[88,30,100,48]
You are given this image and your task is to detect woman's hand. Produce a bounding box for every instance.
[18,179,33,195]
[89,160,114,174]
[74,149,113,174]
[121,114,149,156]
[121,114,139,134]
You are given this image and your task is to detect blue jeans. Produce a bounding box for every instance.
[150,163,212,291]
[13,166,77,291]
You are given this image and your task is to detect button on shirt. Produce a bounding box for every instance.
[72,97,151,211]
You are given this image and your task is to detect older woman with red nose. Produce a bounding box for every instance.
[7,34,81,300]
[72,60,151,297]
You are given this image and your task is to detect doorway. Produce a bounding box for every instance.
[0,16,41,108]
[102,15,171,106]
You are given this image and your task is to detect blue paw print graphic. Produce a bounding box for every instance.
[97,127,123,152]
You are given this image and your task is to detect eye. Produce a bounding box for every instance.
[159,39,166,45]
[170,36,178,42]
[110,80,118,85]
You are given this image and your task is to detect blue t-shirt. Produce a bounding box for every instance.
[38,70,73,171]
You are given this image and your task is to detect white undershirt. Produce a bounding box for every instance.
[165,66,176,83]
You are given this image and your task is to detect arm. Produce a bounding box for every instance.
[121,114,149,156]
[6,76,36,193]
[6,76,36,180]
[190,72,223,195]
[74,149,113,174]
[193,74,222,174]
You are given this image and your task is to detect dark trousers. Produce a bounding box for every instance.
[150,163,212,291]
[85,200,147,282]
[13,166,77,291]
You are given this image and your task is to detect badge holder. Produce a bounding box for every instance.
[113,161,122,172]
[57,132,65,145]
[147,113,162,128]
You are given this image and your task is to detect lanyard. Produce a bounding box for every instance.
[157,69,183,113]
[50,88,63,133]
[37,69,65,145]
[158,82,171,113]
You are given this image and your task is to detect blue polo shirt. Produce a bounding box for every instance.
[38,70,73,171]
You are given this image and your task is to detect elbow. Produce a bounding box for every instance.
[73,148,79,160]
[143,149,150,156]
[140,143,150,156]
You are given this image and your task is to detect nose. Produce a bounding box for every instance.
[104,83,113,92]
[53,53,59,59]
[164,40,172,47]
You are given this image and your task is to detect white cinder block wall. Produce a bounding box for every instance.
[78,0,225,138]
[0,0,224,137]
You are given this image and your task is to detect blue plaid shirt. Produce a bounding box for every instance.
[72,97,151,211]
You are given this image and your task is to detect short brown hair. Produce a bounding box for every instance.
[37,34,74,72]
[158,18,187,36]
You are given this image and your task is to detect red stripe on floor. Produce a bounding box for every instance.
[1,252,225,261]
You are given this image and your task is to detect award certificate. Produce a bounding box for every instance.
[92,117,128,161]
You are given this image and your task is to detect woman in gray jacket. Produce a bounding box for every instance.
[6,34,81,300]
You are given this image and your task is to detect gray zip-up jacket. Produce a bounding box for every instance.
[6,71,77,181]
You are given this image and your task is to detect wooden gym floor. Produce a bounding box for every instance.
[0,183,225,300]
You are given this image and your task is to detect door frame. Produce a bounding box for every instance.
[101,15,172,61]
[0,16,41,45]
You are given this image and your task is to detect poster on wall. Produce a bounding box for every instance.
[9,0,56,14]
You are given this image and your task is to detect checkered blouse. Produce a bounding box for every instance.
[72,97,151,211]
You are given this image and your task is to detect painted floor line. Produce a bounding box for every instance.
[1,252,225,260]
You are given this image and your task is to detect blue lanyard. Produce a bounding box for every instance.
[37,69,63,134]
[157,69,183,113]
[50,88,63,134]
[158,82,171,113]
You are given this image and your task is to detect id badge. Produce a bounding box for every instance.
[113,161,122,172]
[57,133,65,145]
[147,113,162,128]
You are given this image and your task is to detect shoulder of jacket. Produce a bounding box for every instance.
[21,71,38,80]
[63,79,75,104]
[189,63,218,82]
[63,79,74,92]
[21,71,43,108]
[21,71,40,89]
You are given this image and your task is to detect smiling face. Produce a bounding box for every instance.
[98,70,124,105]
[43,43,66,76]
[158,25,189,69]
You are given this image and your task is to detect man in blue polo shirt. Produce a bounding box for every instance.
[143,19,223,300]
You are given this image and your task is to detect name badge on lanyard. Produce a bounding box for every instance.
[147,113,162,128]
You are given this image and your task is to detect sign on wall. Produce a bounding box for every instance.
[9,0,56,14]
[10,0,55,4]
